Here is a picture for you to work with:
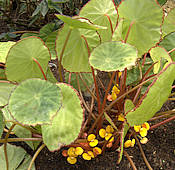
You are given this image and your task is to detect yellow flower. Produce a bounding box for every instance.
[111,85,120,101]
[118,71,122,77]
[67,156,77,164]
[134,125,141,132]
[66,147,84,164]
[140,128,147,137]
[82,151,94,160]
[118,114,125,121]
[87,134,98,147]
[124,139,135,148]
[99,125,114,141]
[142,122,150,130]
[140,137,148,144]
[93,147,102,155]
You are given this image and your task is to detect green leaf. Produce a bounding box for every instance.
[159,32,175,61]
[20,33,38,39]
[0,69,6,80]
[150,46,172,73]
[0,41,16,63]
[0,144,35,170]
[42,83,84,151]
[39,23,56,41]
[112,18,124,41]
[79,0,118,42]
[6,37,51,82]
[64,72,94,92]
[45,30,58,59]
[118,0,163,56]
[46,67,57,83]
[0,110,4,138]
[157,0,167,6]
[162,8,175,37]
[56,23,100,72]
[0,82,15,106]
[8,79,62,126]
[126,62,175,126]
[56,14,106,30]
[124,99,135,113]
[89,41,138,71]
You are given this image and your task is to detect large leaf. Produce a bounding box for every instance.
[126,62,175,126]
[45,30,58,60]
[150,46,172,73]
[162,8,175,37]
[159,32,175,61]
[0,144,35,170]
[89,41,138,71]
[118,0,163,56]
[6,37,51,82]
[55,14,106,30]
[0,110,4,138]
[79,0,118,42]
[0,41,16,63]
[42,83,84,151]
[8,79,62,126]
[0,82,15,106]
[56,23,100,72]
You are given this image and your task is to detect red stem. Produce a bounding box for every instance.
[150,114,175,130]
[168,48,175,54]
[124,21,135,43]
[32,58,47,80]
[142,53,147,66]
[104,14,114,34]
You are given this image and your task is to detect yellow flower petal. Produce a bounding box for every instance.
[112,91,117,101]
[142,122,150,130]
[87,134,96,142]
[140,137,148,144]
[134,125,141,132]
[75,147,84,155]
[88,151,95,158]
[93,147,102,155]
[112,85,120,94]
[67,147,76,157]
[89,139,98,147]
[124,140,131,148]
[118,72,122,77]
[99,129,106,138]
[109,136,114,143]
[82,153,91,160]
[106,125,114,133]
[105,133,112,141]
[140,128,147,137]
[131,139,135,147]
[67,156,77,164]
[118,114,125,121]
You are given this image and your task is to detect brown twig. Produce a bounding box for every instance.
[123,150,137,170]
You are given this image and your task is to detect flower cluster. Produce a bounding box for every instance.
[124,122,150,148]
[107,84,120,101]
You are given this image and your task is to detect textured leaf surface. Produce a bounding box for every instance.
[0,144,35,170]
[162,8,175,37]
[0,110,4,138]
[118,0,163,56]
[56,24,100,72]
[6,37,50,82]
[89,41,138,71]
[0,82,15,106]
[42,83,84,151]
[150,46,172,73]
[126,63,175,126]
[80,0,118,42]
[8,79,62,125]
[159,32,175,61]
[0,41,16,63]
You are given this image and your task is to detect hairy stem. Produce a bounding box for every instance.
[123,150,138,170]
[0,138,42,143]
[28,143,46,170]
[124,21,135,43]
[4,124,16,170]
[134,135,153,170]
[104,14,113,34]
